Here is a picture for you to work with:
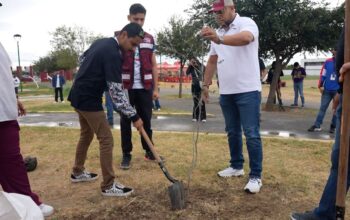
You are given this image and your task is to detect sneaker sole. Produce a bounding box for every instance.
[101,189,134,197]
[120,165,131,170]
[244,188,260,194]
[217,172,245,178]
[70,176,98,183]
[42,209,54,217]
[308,128,322,132]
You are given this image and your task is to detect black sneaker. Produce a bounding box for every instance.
[291,104,298,107]
[71,171,98,183]
[101,182,133,197]
[144,151,165,162]
[120,154,132,170]
[308,125,322,132]
[329,126,336,134]
[290,211,319,220]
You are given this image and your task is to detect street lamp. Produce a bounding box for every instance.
[13,34,21,68]
[13,34,22,92]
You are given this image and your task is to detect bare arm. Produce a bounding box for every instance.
[220,31,254,46]
[340,62,350,82]
[203,55,218,86]
[202,55,218,103]
[201,27,254,46]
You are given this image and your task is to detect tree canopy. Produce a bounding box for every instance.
[34,25,103,72]
[186,0,344,109]
[157,16,207,97]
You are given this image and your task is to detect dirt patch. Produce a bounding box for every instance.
[19,127,350,219]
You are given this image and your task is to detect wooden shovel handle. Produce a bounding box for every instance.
[139,127,162,163]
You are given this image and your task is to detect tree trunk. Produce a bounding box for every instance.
[265,59,283,111]
[178,60,183,98]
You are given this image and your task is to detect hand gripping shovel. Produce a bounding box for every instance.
[139,127,186,210]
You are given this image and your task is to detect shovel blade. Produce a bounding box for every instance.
[168,181,186,210]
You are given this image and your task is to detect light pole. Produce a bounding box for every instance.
[13,34,22,92]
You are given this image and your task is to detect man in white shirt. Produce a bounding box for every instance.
[13,75,20,95]
[0,39,54,217]
[201,0,263,193]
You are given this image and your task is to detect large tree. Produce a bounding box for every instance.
[50,25,103,57]
[238,0,344,110]
[157,16,207,98]
[187,0,344,110]
[52,49,78,71]
[34,25,103,73]
[33,54,58,73]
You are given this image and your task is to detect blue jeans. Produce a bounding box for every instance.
[314,94,348,219]
[153,99,161,110]
[293,81,305,105]
[105,91,116,126]
[219,91,263,178]
[314,90,337,128]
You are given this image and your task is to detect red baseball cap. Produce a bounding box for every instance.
[209,0,234,13]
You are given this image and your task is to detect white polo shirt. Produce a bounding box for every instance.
[209,14,261,95]
[0,42,18,122]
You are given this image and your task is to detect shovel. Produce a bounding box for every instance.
[139,127,186,210]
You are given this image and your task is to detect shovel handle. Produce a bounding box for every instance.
[139,127,163,163]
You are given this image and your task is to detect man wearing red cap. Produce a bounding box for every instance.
[201,0,263,194]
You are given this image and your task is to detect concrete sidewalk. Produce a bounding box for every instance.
[18,87,336,141]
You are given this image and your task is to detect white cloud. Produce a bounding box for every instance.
[0,0,192,67]
[0,0,344,67]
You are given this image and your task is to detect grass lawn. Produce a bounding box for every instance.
[20,77,322,114]
[20,127,350,219]
[160,77,322,104]
[19,82,72,97]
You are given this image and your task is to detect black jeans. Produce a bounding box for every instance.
[55,88,64,102]
[120,89,153,154]
[192,91,206,120]
[192,84,206,121]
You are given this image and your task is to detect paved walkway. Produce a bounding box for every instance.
[19,87,337,141]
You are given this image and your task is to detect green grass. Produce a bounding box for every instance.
[163,93,193,99]
[23,101,74,112]
[19,82,72,97]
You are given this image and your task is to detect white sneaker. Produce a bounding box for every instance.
[61,101,65,103]
[217,167,244,177]
[201,119,207,123]
[101,182,134,197]
[192,118,197,122]
[244,178,262,194]
[39,204,54,217]
[71,171,98,183]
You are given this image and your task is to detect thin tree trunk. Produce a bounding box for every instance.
[178,61,183,98]
[265,59,283,111]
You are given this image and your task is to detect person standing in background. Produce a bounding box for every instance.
[52,71,66,103]
[291,62,306,107]
[13,74,20,96]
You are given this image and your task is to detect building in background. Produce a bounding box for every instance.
[300,58,327,76]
